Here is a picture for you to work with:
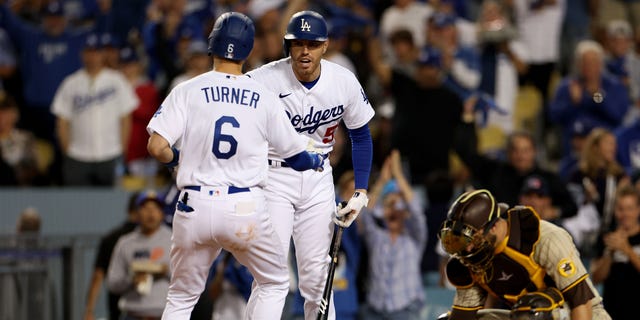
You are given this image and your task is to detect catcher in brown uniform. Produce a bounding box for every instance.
[438,189,610,320]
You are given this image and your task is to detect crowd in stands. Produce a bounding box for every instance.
[2,0,640,319]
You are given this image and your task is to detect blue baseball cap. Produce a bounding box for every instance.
[381,180,400,199]
[83,33,102,50]
[571,118,596,137]
[43,1,64,16]
[119,46,139,63]
[136,190,164,208]
[418,46,441,67]
[520,175,549,196]
[100,33,121,48]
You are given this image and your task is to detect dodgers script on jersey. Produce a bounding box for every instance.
[147,71,307,189]
[247,59,375,160]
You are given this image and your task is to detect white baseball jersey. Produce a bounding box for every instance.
[51,68,138,161]
[247,58,375,161]
[147,70,307,189]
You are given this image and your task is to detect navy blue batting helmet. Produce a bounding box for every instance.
[207,12,255,61]
[283,11,328,56]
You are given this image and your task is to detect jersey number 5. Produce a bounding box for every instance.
[322,123,340,143]
[213,116,239,159]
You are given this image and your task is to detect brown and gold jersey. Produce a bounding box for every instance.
[447,206,601,313]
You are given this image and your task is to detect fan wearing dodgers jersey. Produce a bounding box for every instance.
[146,12,325,320]
[247,10,375,320]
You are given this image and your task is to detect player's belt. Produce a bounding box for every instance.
[183,185,250,194]
[268,154,328,168]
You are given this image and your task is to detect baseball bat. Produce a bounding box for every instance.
[316,202,347,320]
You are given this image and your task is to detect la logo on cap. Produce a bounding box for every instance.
[301,19,311,32]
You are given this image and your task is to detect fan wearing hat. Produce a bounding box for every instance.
[357,150,427,318]
[168,40,210,91]
[519,175,558,222]
[106,190,172,320]
[427,12,480,95]
[0,1,110,150]
[51,32,139,186]
[438,189,611,320]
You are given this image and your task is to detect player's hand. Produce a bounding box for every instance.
[334,192,369,228]
[310,152,325,172]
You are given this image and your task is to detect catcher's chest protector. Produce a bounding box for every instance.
[448,207,554,304]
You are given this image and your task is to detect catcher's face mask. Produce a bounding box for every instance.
[439,218,498,273]
[438,189,503,273]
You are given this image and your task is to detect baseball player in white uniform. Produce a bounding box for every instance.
[247,10,375,320]
[146,12,325,320]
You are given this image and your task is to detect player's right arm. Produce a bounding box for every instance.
[266,98,324,171]
[147,133,178,166]
[446,258,485,320]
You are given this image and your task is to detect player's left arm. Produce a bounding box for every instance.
[335,123,372,228]
[534,222,596,312]
[335,79,375,227]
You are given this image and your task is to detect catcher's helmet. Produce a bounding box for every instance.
[439,189,506,273]
[207,12,255,61]
[283,10,328,56]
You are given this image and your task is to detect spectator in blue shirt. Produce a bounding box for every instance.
[358,150,427,320]
[427,12,481,99]
[549,39,630,159]
[141,1,203,95]
[0,1,109,184]
[0,1,109,139]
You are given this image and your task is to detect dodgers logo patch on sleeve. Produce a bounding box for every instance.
[557,258,576,277]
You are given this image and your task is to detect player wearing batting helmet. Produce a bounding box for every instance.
[147,11,325,320]
[438,189,611,320]
[247,9,375,320]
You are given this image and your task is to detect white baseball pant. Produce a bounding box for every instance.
[161,186,289,320]
[265,160,337,320]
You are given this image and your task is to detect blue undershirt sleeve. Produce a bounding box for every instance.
[284,151,318,171]
[348,124,373,190]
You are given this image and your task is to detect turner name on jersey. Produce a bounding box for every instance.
[200,85,261,109]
